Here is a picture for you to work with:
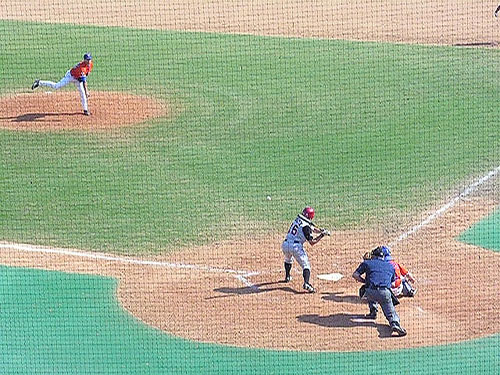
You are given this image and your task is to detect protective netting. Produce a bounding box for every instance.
[0,1,499,374]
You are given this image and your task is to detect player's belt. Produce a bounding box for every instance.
[368,285,389,290]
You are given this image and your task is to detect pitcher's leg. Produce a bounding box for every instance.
[38,80,58,89]
[40,71,72,90]
[76,81,89,113]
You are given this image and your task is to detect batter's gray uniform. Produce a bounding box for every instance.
[282,213,315,271]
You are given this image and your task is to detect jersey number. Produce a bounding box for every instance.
[288,224,298,236]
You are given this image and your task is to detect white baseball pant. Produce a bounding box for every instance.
[281,240,311,270]
[39,70,89,111]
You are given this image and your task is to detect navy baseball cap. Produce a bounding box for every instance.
[84,53,92,60]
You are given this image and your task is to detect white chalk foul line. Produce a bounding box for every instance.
[389,165,500,246]
[0,242,260,282]
[2,166,498,288]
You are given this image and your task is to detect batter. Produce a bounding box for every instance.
[281,206,330,293]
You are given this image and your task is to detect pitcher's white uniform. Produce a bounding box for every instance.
[32,54,93,115]
[281,213,315,270]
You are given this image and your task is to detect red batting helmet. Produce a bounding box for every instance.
[302,206,315,220]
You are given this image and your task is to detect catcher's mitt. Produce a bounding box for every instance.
[363,251,372,260]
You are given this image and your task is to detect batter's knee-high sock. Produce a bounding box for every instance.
[284,262,292,278]
[303,268,311,284]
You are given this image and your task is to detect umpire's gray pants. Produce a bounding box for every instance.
[365,287,400,325]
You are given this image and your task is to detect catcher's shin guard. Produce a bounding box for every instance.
[402,280,416,297]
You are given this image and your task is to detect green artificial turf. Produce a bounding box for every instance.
[459,208,500,251]
[0,20,499,254]
[1,265,499,375]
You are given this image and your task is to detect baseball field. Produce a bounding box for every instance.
[0,1,499,374]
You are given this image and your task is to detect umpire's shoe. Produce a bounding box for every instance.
[32,79,40,90]
[303,283,315,293]
[365,309,377,319]
[391,322,407,337]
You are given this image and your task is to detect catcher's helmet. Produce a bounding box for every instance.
[371,246,384,258]
[381,246,392,260]
[83,53,92,61]
[302,206,315,220]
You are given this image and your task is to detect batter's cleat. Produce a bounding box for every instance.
[408,288,417,297]
[32,79,40,90]
[303,283,315,293]
[284,275,291,283]
[83,110,90,116]
[391,323,407,337]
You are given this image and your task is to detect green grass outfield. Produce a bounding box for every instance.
[0,21,499,254]
[0,21,500,254]
[1,19,499,375]
[1,265,499,375]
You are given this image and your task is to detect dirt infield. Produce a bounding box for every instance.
[1,0,499,352]
[0,91,167,132]
[1,197,499,351]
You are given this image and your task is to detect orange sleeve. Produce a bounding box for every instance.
[392,261,402,287]
[399,264,409,276]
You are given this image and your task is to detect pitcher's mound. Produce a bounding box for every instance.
[0,91,167,131]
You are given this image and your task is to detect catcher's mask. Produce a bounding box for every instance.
[371,246,384,258]
[302,206,315,220]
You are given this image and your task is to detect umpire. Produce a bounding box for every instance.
[352,246,407,336]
